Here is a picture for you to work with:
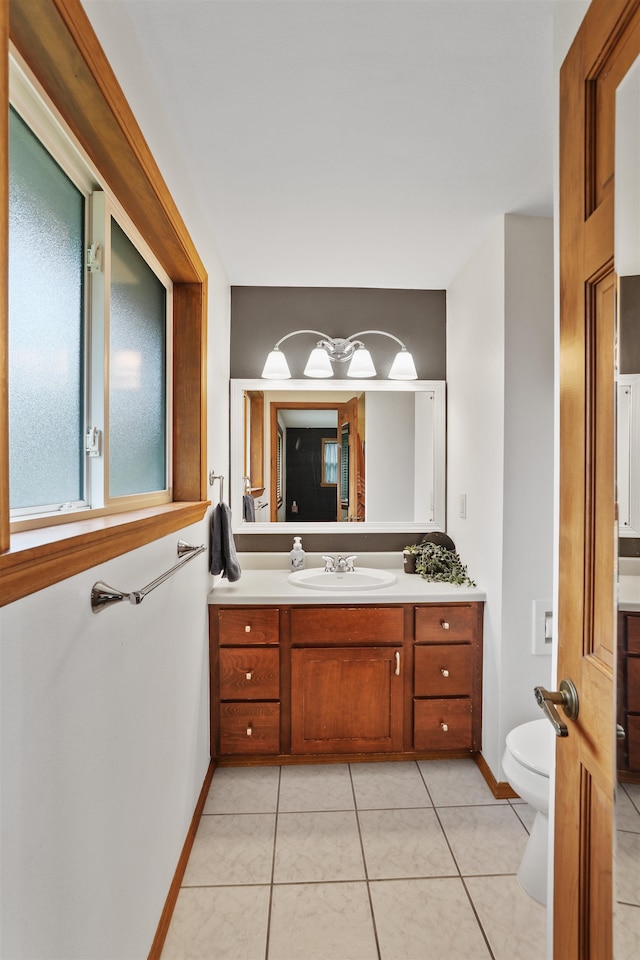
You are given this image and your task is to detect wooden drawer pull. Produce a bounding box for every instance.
[246,723,253,737]
[245,625,251,633]
[441,620,450,630]
[441,668,450,677]
[441,723,449,732]
[245,670,253,680]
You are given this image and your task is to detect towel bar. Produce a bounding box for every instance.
[209,471,224,502]
[90,541,206,614]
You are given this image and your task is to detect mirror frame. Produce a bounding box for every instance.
[617,373,640,537]
[230,378,446,534]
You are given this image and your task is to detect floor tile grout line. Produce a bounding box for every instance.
[415,758,437,807]
[177,870,523,891]
[265,765,283,960]
[459,875,497,960]
[619,781,640,816]
[511,804,533,836]
[349,763,382,960]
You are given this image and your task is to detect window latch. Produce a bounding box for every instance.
[86,242,101,273]
[86,426,102,458]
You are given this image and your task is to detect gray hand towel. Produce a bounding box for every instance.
[209,503,242,582]
[243,494,256,522]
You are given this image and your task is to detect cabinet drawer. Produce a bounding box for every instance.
[415,605,477,642]
[628,615,640,654]
[627,715,640,771]
[414,644,472,697]
[217,608,279,645]
[290,607,403,645]
[219,647,279,700]
[628,657,640,713]
[219,702,280,755]
[414,698,473,751]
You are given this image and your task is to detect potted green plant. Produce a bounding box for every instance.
[403,540,476,586]
[402,543,420,574]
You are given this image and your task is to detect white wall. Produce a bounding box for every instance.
[447,214,554,780]
[1,5,233,957]
[80,0,232,494]
[447,218,507,778]
[502,215,555,743]
[366,392,414,520]
[0,524,211,959]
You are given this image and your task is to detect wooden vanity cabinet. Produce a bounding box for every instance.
[209,601,483,762]
[618,611,640,778]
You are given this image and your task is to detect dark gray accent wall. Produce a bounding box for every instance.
[235,532,426,553]
[619,276,640,556]
[230,286,446,380]
[620,275,640,375]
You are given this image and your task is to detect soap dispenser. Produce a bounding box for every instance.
[290,536,306,571]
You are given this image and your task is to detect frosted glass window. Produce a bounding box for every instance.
[322,438,338,484]
[109,218,166,497]
[8,107,84,510]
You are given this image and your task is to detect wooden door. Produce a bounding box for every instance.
[338,397,365,521]
[290,646,403,753]
[557,1,640,955]
[269,401,339,521]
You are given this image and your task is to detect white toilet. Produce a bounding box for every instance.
[502,718,555,905]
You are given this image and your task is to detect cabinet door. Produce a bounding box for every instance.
[291,647,403,754]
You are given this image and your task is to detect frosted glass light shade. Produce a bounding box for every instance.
[389,348,418,380]
[262,348,291,379]
[347,346,376,378]
[304,347,334,378]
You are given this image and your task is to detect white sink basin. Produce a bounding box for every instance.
[288,568,397,591]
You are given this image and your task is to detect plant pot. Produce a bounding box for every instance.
[403,552,417,574]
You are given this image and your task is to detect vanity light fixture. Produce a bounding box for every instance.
[261,329,418,380]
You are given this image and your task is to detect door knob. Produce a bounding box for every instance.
[534,678,579,737]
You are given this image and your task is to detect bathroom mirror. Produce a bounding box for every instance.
[229,378,446,534]
[614,53,640,955]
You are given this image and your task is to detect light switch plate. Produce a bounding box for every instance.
[532,599,553,655]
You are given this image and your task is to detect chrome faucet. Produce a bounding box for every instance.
[321,554,358,572]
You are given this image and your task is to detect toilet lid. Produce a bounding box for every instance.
[506,719,553,778]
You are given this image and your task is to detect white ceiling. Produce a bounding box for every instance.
[81,0,586,289]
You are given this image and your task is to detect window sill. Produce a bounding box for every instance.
[0,501,210,607]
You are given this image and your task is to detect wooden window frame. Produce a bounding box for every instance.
[0,0,209,606]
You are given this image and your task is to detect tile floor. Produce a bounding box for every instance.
[160,758,548,960]
[616,780,640,960]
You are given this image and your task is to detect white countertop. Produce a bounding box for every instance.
[619,575,640,612]
[208,553,486,605]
